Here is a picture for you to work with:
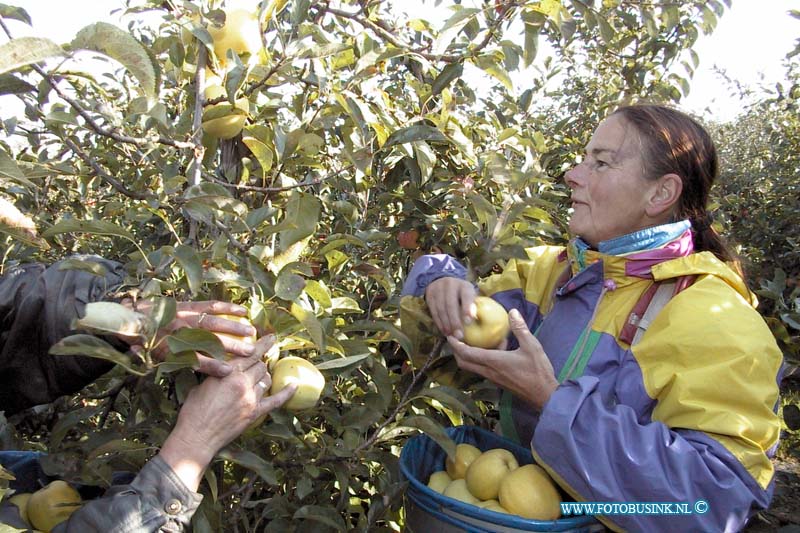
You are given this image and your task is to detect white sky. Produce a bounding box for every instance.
[3,0,799,122]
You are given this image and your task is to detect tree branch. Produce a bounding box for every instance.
[204,165,354,193]
[63,136,153,200]
[351,338,446,457]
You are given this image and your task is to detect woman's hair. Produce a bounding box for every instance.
[612,104,738,266]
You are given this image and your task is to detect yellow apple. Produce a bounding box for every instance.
[462,296,510,349]
[465,448,519,501]
[442,479,480,505]
[9,492,32,524]
[269,356,325,411]
[208,8,261,65]
[202,84,249,139]
[478,499,509,514]
[27,480,82,533]
[445,443,481,480]
[498,464,561,520]
[426,470,452,493]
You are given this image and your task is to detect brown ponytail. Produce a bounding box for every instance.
[612,105,740,270]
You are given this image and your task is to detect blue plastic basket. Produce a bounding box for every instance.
[399,425,602,533]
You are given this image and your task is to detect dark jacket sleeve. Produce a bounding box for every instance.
[53,456,203,533]
[0,255,127,415]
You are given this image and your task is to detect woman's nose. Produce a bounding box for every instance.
[564,164,582,189]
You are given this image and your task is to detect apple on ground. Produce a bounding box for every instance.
[465,448,519,500]
[498,464,561,520]
[462,296,510,349]
[445,443,481,480]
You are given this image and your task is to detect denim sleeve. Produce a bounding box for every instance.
[400,254,469,297]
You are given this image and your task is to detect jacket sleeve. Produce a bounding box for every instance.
[400,253,468,297]
[54,455,203,533]
[0,255,127,415]
[531,278,782,532]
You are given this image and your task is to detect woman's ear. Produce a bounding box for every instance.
[646,173,683,218]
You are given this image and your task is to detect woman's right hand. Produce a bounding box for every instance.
[424,277,478,339]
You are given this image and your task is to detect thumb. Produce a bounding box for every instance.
[508,309,535,347]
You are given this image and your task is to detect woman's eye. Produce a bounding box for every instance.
[595,160,608,168]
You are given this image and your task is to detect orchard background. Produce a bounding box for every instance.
[0,0,797,531]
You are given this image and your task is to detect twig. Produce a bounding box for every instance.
[351,338,446,456]
[62,137,153,200]
[214,219,249,251]
[204,165,354,193]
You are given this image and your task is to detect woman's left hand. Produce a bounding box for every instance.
[447,309,558,411]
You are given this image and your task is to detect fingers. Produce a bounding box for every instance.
[195,314,256,337]
[426,278,474,338]
[176,301,248,316]
[258,382,298,413]
[217,335,256,358]
[251,335,277,359]
[194,353,233,377]
[460,283,478,324]
[238,356,268,385]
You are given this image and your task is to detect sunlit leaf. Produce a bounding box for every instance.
[0,37,63,75]
[166,328,226,361]
[72,22,158,99]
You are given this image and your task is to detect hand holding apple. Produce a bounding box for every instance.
[462,296,510,349]
[424,277,478,339]
[447,309,558,411]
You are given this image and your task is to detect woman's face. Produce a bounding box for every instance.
[564,114,661,247]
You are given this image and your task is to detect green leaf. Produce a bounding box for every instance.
[57,257,108,277]
[342,321,412,357]
[50,334,145,376]
[276,192,321,250]
[383,415,456,459]
[330,296,362,314]
[72,22,157,99]
[275,271,306,301]
[290,302,325,350]
[0,73,35,96]
[242,136,274,176]
[217,447,278,484]
[383,125,450,149]
[293,505,347,531]
[0,148,36,188]
[597,18,615,45]
[304,279,332,309]
[0,37,64,75]
[473,55,513,92]
[413,386,481,418]
[173,244,203,296]
[314,353,370,371]
[149,297,177,330]
[431,62,463,96]
[42,219,136,243]
[166,328,226,361]
[0,4,31,25]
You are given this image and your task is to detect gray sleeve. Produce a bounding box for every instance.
[0,255,127,415]
[55,455,203,533]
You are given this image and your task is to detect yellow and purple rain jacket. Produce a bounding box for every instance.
[401,223,782,532]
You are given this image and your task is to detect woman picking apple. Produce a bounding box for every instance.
[401,104,782,532]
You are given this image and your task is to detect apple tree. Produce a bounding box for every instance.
[0,0,728,530]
